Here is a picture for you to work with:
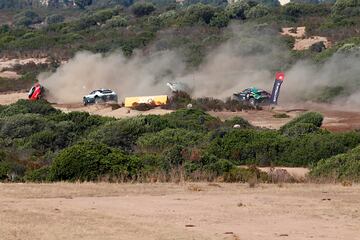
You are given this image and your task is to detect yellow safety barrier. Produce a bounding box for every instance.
[124,95,169,108]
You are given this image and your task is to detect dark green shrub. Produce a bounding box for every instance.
[223,117,253,129]
[280,132,360,166]
[332,0,360,16]
[105,16,128,27]
[182,3,217,24]
[246,4,270,18]
[137,128,205,153]
[273,113,290,118]
[280,112,323,133]
[163,109,221,131]
[310,145,360,182]
[24,167,50,182]
[205,159,234,175]
[46,14,65,25]
[132,2,156,17]
[74,0,93,9]
[49,141,130,181]
[207,129,287,166]
[0,100,58,117]
[88,116,168,151]
[226,0,250,19]
[14,10,42,27]
[282,123,320,137]
[209,11,230,28]
[0,114,50,139]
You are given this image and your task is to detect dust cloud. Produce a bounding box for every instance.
[39,24,360,105]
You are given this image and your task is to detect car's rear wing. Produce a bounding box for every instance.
[270,72,285,105]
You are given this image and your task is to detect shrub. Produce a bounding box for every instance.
[246,4,270,19]
[280,112,323,133]
[223,117,253,129]
[24,167,50,182]
[46,14,65,25]
[163,109,221,131]
[226,0,250,19]
[137,128,205,153]
[280,132,360,166]
[49,141,131,181]
[0,99,58,117]
[14,10,42,27]
[182,3,217,24]
[310,145,360,182]
[88,116,169,151]
[332,0,360,16]
[0,114,50,139]
[273,113,290,118]
[207,129,287,166]
[209,11,230,28]
[282,122,320,137]
[105,16,128,27]
[132,2,156,17]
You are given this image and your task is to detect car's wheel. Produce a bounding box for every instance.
[83,98,88,106]
[94,96,102,104]
[249,98,257,107]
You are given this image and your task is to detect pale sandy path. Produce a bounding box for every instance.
[0,183,359,240]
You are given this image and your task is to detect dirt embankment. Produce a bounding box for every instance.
[0,183,359,240]
[281,26,331,51]
[1,92,360,131]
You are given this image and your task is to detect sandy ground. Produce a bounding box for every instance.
[281,27,331,51]
[0,71,20,79]
[0,58,49,71]
[0,183,359,240]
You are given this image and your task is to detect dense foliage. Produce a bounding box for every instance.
[0,100,359,182]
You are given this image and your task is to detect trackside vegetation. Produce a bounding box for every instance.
[0,100,359,182]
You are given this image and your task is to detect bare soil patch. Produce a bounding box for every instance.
[0,183,359,240]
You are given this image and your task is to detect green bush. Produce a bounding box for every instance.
[226,0,250,19]
[182,3,217,24]
[137,128,205,153]
[282,122,320,137]
[24,167,50,182]
[132,2,156,17]
[163,109,221,131]
[14,10,42,27]
[280,132,360,166]
[0,114,50,139]
[88,115,169,150]
[209,11,230,28]
[49,141,133,181]
[206,129,287,166]
[332,0,360,16]
[310,145,360,182]
[223,117,253,129]
[280,112,323,133]
[46,14,65,25]
[0,100,58,117]
[246,4,270,18]
[105,16,128,27]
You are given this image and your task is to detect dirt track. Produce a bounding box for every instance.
[0,183,359,240]
[1,92,360,131]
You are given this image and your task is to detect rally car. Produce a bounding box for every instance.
[83,89,118,106]
[28,83,45,100]
[233,87,272,107]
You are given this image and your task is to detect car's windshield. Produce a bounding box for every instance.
[102,90,113,94]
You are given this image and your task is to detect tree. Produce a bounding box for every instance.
[74,0,93,9]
